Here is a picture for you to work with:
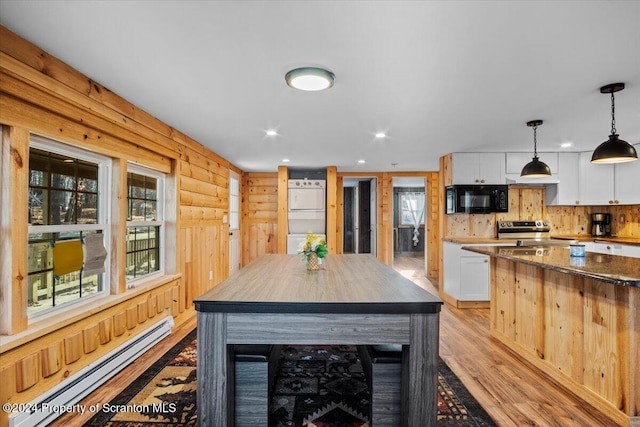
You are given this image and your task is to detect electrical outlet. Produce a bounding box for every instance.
[619,214,625,224]
[209,270,213,280]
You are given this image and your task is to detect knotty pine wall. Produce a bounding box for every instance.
[0,25,233,419]
[241,172,279,266]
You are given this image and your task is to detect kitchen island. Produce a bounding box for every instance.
[463,245,640,427]
[194,254,443,426]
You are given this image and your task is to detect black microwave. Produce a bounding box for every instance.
[446,185,508,214]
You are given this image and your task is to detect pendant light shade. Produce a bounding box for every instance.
[521,120,552,177]
[285,67,335,91]
[591,83,637,164]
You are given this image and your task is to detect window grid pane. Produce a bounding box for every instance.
[126,226,161,280]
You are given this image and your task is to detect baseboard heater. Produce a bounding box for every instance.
[9,316,174,427]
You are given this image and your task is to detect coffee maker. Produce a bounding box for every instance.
[591,213,611,236]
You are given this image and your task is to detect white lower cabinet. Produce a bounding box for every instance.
[443,242,503,301]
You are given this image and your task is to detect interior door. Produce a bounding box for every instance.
[229,171,240,275]
[358,180,371,254]
[369,178,377,257]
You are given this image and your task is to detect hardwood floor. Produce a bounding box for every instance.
[51,255,615,427]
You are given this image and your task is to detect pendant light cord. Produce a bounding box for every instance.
[533,124,538,157]
[610,91,617,135]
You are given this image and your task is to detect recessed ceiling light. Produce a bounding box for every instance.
[282,158,290,163]
[358,159,366,164]
[375,132,386,138]
[285,67,335,91]
[266,130,277,136]
[560,141,573,148]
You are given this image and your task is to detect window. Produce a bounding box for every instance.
[27,137,110,317]
[399,192,425,226]
[126,164,165,282]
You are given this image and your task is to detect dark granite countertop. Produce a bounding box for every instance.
[462,245,640,287]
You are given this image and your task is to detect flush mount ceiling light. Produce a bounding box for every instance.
[285,67,334,91]
[375,132,386,138]
[591,83,637,164]
[521,120,552,178]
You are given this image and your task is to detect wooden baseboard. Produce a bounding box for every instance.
[440,292,489,309]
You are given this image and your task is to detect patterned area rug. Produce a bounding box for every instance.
[86,330,495,426]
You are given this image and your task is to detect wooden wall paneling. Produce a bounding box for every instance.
[125,306,138,330]
[336,176,344,255]
[542,270,584,383]
[326,166,338,255]
[82,324,100,354]
[0,34,182,157]
[582,279,623,407]
[147,294,157,318]
[277,166,288,254]
[137,301,148,324]
[113,312,126,337]
[156,293,165,314]
[242,173,278,266]
[514,263,544,357]
[14,352,40,392]
[171,286,180,317]
[164,289,172,309]
[0,126,28,334]
[40,342,63,378]
[0,365,16,406]
[379,173,393,265]
[99,318,112,345]
[426,172,439,279]
[111,158,128,294]
[63,332,83,365]
[547,204,639,238]
[625,287,640,420]
[492,258,516,340]
[0,90,171,173]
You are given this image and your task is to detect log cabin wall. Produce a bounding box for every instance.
[0,25,234,420]
[241,172,279,266]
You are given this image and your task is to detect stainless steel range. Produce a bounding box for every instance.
[497,219,572,247]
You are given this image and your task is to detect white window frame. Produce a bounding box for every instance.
[126,163,165,286]
[27,135,112,320]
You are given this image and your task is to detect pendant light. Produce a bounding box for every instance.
[591,83,637,163]
[521,120,552,177]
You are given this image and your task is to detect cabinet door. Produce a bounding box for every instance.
[452,153,506,185]
[616,244,640,259]
[614,156,640,204]
[452,153,480,184]
[442,242,461,298]
[547,152,579,206]
[578,152,614,205]
[478,153,506,184]
[459,255,490,300]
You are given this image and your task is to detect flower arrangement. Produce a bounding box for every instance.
[298,231,328,270]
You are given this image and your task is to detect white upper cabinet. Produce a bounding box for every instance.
[578,147,640,205]
[546,152,580,206]
[452,153,505,185]
[613,147,640,204]
[578,152,615,205]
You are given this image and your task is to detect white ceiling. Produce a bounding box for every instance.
[1,1,639,173]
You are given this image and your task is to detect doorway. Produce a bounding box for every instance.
[392,177,426,273]
[229,170,240,275]
[342,178,377,255]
